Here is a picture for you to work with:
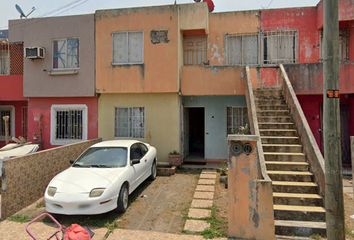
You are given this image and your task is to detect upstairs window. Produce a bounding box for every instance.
[53,38,79,69]
[112,31,144,64]
[227,34,259,66]
[50,104,87,145]
[0,39,10,75]
[320,29,349,62]
[184,37,207,65]
[227,107,249,135]
[262,30,298,64]
[115,107,145,138]
[0,106,15,140]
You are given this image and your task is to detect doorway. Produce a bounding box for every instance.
[183,107,205,162]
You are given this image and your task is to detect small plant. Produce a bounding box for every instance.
[8,215,32,223]
[219,162,228,176]
[310,234,323,239]
[231,124,250,135]
[169,150,180,155]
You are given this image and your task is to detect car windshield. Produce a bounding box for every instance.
[73,147,127,168]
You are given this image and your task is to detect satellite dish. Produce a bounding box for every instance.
[15,4,35,19]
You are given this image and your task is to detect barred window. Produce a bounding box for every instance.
[0,106,15,140]
[227,107,248,134]
[184,37,207,65]
[227,34,259,65]
[0,39,10,75]
[262,30,298,64]
[115,107,145,138]
[50,105,87,145]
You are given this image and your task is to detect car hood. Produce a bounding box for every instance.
[49,167,124,193]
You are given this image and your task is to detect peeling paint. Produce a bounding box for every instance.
[211,67,217,75]
[241,167,250,176]
[210,43,224,63]
[150,30,170,44]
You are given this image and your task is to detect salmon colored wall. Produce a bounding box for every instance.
[317,0,354,29]
[95,6,179,93]
[27,97,98,150]
[0,75,26,101]
[0,101,28,148]
[208,11,260,65]
[181,66,246,95]
[261,7,319,63]
[179,3,209,34]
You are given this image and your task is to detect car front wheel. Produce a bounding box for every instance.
[149,161,157,180]
[117,184,129,213]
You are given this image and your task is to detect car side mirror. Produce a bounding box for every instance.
[69,160,75,164]
[131,159,140,165]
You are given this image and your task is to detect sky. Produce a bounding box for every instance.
[1,0,320,30]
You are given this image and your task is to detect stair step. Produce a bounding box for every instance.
[272,181,318,194]
[274,205,325,221]
[257,110,289,116]
[261,136,300,144]
[264,152,306,162]
[255,99,285,106]
[257,116,292,123]
[268,170,313,182]
[257,105,288,111]
[273,192,323,206]
[263,144,303,153]
[275,220,326,237]
[260,129,297,137]
[266,161,309,171]
[259,122,295,129]
[253,89,283,97]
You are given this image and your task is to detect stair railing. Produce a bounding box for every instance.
[245,66,272,183]
[279,64,326,196]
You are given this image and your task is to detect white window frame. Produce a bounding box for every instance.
[0,39,10,75]
[227,106,248,135]
[52,37,80,70]
[50,104,87,145]
[0,105,15,140]
[226,34,260,66]
[111,31,144,65]
[261,30,298,65]
[114,107,145,139]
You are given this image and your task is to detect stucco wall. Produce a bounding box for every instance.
[9,14,95,97]
[317,0,354,28]
[98,93,180,163]
[95,6,179,94]
[27,97,98,150]
[208,11,260,65]
[1,138,101,219]
[179,3,209,33]
[183,95,247,159]
[0,76,26,101]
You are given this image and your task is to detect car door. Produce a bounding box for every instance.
[128,143,145,192]
[138,143,152,180]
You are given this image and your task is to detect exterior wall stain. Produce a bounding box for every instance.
[150,30,170,44]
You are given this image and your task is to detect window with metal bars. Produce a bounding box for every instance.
[0,39,10,75]
[114,107,145,138]
[112,31,144,64]
[320,29,349,62]
[226,34,259,65]
[183,37,207,65]
[262,30,298,64]
[50,105,87,145]
[0,106,15,140]
[227,107,249,134]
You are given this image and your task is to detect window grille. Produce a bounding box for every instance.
[262,30,298,64]
[21,106,28,140]
[53,38,79,69]
[112,31,144,64]
[227,34,259,65]
[0,107,13,139]
[115,107,145,138]
[55,109,83,140]
[184,37,207,65]
[0,39,10,75]
[320,29,349,62]
[227,107,248,134]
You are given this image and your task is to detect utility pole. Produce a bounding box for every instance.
[323,0,345,239]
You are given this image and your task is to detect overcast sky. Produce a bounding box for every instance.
[1,0,320,30]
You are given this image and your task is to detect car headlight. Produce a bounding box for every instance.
[90,188,105,198]
[47,187,57,197]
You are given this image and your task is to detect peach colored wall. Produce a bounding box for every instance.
[228,137,275,239]
[96,6,179,93]
[207,11,260,65]
[181,66,247,95]
[179,3,209,34]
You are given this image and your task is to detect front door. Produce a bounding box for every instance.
[185,107,205,161]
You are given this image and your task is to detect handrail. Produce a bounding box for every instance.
[245,66,272,182]
[279,64,325,196]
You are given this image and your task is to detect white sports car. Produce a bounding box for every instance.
[44,140,157,215]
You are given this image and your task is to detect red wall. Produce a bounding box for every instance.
[27,97,98,150]
[261,7,319,63]
[0,101,28,148]
[0,75,27,101]
[317,0,354,29]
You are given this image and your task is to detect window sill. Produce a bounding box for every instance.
[51,139,84,146]
[48,70,78,76]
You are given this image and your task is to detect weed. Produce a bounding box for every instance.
[346,228,354,237]
[8,215,32,223]
[310,234,323,239]
[201,228,223,239]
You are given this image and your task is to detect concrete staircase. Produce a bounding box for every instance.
[254,89,326,237]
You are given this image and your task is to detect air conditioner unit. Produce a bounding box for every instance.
[24,46,45,59]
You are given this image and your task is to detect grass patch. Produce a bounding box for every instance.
[310,234,323,239]
[8,215,32,223]
[346,228,354,237]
